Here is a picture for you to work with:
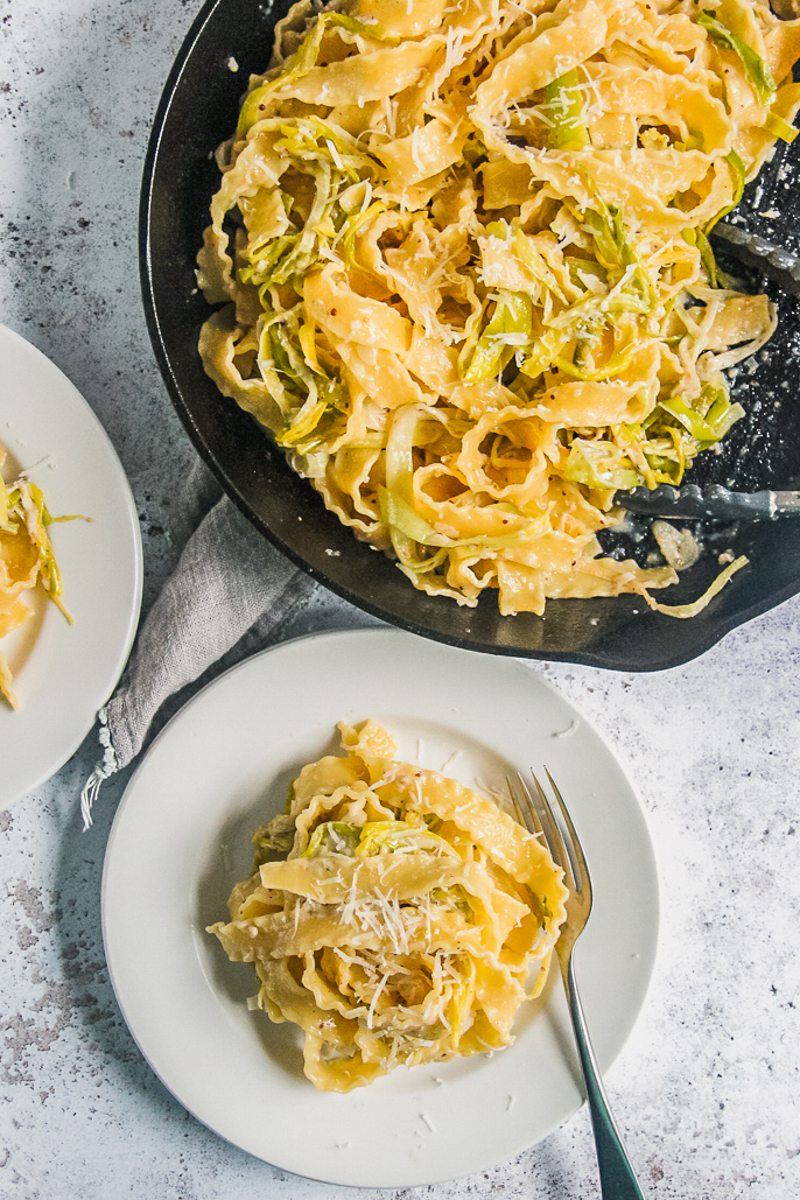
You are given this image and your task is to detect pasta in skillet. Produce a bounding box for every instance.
[208,721,568,1091]
[198,0,800,616]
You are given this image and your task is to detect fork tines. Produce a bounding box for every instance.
[507,769,591,898]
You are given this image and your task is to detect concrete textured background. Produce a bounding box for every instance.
[1,2,799,1198]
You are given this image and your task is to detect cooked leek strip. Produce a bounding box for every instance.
[764,111,798,144]
[564,439,642,491]
[706,149,747,232]
[544,70,590,150]
[643,555,749,618]
[237,12,387,136]
[697,11,775,105]
[659,390,745,444]
[459,292,532,383]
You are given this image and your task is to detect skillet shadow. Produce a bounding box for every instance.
[194,767,303,1080]
[194,732,340,1079]
[523,960,583,1091]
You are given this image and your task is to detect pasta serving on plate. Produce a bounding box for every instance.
[208,721,568,1091]
[198,0,800,615]
[0,447,71,709]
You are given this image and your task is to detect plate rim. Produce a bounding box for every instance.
[101,626,660,1188]
[0,323,144,807]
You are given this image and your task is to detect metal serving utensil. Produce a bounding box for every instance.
[712,221,800,297]
[617,483,800,521]
[507,769,647,1200]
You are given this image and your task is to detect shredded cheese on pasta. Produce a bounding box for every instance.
[198,0,800,615]
[208,720,568,1091]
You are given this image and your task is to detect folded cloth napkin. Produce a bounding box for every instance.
[80,459,316,828]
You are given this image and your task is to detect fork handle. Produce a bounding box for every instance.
[563,956,647,1199]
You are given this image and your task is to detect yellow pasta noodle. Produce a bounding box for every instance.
[198,0,800,615]
[0,447,71,709]
[208,720,568,1091]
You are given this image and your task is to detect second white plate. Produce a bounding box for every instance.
[102,628,658,1188]
[0,325,143,808]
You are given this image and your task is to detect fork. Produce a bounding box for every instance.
[508,769,647,1200]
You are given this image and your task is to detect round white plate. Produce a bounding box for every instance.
[102,628,658,1188]
[0,325,142,807]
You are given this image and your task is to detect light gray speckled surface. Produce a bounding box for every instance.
[1,3,799,1198]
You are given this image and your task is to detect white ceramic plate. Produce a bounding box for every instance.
[102,628,658,1188]
[0,325,142,807]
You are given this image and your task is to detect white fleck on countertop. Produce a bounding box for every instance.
[1,3,799,1199]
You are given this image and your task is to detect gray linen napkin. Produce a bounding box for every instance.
[79,460,314,828]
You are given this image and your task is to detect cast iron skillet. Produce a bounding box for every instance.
[140,0,800,671]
